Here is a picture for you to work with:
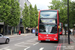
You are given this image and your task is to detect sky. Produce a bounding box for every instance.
[28,0,75,10]
[28,0,52,10]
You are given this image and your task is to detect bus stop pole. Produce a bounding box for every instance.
[67,0,70,44]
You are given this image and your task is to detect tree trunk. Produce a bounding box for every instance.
[11,27,12,35]
[24,27,25,34]
[7,25,8,35]
[3,22,5,35]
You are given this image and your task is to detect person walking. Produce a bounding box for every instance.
[74,29,75,37]
[69,29,71,35]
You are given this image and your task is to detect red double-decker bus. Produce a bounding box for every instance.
[59,23,63,35]
[38,10,60,42]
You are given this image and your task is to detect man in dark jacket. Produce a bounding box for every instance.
[69,29,71,35]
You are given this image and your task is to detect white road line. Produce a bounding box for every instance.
[15,44,28,47]
[39,47,44,50]
[24,46,30,50]
[15,42,29,47]
[33,42,39,45]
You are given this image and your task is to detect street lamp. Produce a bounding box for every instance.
[67,0,70,44]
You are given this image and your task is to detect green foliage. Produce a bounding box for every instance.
[22,3,30,28]
[29,4,36,28]
[22,4,38,28]
[69,2,75,28]
[0,0,11,22]
[48,0,75,28]
[0,0,20,27]
[7,0,20,27]
[48,0,60,9]
[34,5,38,26]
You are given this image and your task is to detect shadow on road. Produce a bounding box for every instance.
[0,43,5,45]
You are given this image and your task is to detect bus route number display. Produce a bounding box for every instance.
[41,19,56,24]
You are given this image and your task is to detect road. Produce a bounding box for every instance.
[0,33,74,50]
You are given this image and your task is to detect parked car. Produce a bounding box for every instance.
[0,34,10,44]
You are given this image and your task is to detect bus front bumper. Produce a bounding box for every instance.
[38,36,58,41]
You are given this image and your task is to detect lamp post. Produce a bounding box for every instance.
[67,0,70,44]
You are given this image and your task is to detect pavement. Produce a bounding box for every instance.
[63,34,75,50]
[5,33,32,38]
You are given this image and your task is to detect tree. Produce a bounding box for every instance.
[7,0,20,27]
[48,0,71,27]
[48,0,60,10]
[0,0,11,23]
[0,0,11,35]
[7,0,20,35]
[22,3,30,28]
[34,5,38,27]
[29,4,36,28]
[69,2,75,28]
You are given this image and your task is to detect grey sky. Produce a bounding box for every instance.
[28,0,75,10]
[28,0,52,10]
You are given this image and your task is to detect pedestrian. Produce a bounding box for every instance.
[69,29,71,35]
[19,30,21,35]
[74,29,75,37]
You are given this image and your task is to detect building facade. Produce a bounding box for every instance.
[0,0,31,35]
[17,0,31,33]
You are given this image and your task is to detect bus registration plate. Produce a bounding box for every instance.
[46,39,50,41]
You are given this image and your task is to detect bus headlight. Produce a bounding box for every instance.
[54,38,57,40]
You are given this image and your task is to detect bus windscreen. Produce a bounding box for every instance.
[39,24,57,34]
[40,18,57,24]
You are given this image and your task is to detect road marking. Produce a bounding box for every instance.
[39,47,44,50]
[33,42,39,45]
[56,44,59,50]
[24,46,30,50]
[59,44,62,50]
[56,43,62,50]
[15,44,28,47]
[70,42,73,43]
[15,42,28,47]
